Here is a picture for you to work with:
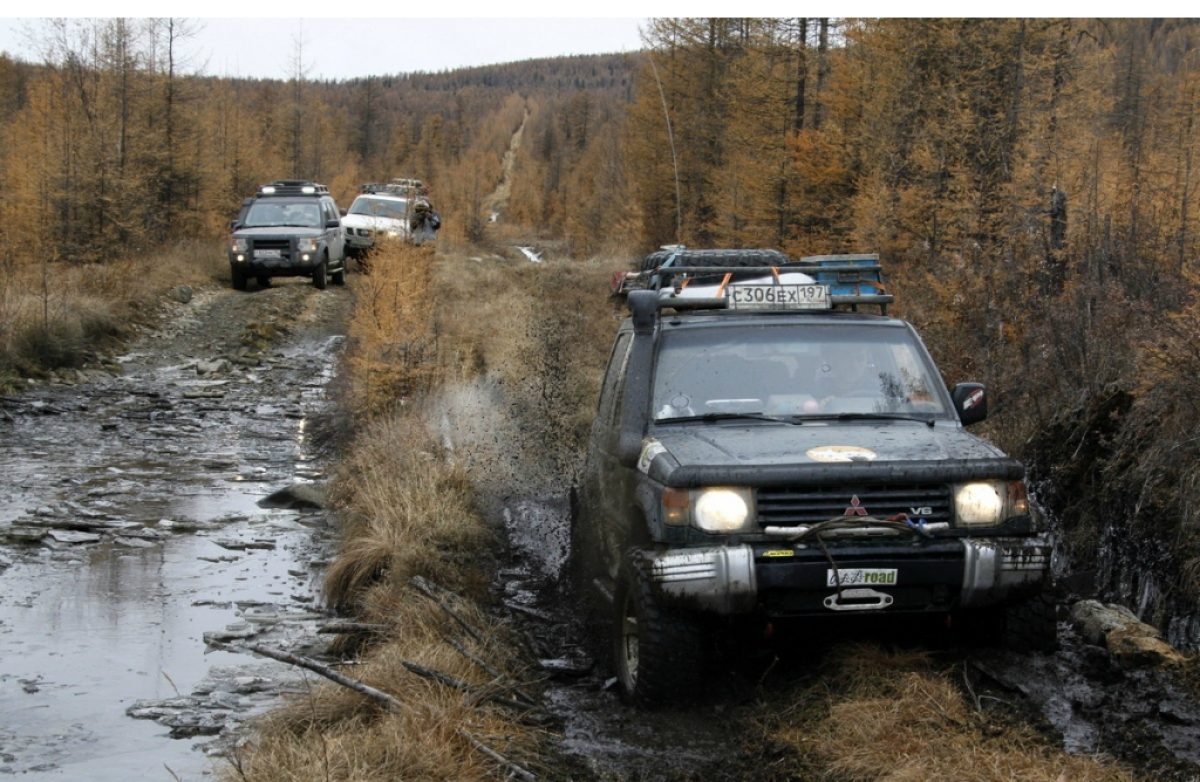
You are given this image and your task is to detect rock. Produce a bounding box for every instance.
[169,285,194,304]
[259,483,325,510]
[45,529,101,544]
[1070,600,1143,646]
[195,358,231,376]
[1070,599,1189,668]
[114,536,156,548]
[3,527,47,543]
[203,622,259,644]
[213,538,276,551]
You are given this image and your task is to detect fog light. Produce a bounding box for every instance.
[301,253,310,262]
[236,254,245,262]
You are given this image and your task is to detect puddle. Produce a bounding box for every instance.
[0,289,347,779]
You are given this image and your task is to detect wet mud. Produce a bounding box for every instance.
[0,281,350,780]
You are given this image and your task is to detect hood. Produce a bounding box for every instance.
[342,214,406,231]
[642,420,1021,487]
[234,225,322,239]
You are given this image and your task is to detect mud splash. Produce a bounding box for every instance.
[0,282,349,779]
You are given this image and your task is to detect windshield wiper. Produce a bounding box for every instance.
[801,412,936,428]
[655,412,799,425]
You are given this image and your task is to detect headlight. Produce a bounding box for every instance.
[953,480,1028,527]
[692,487,755,533]
[231,238,247,252]
[298,238,319,252]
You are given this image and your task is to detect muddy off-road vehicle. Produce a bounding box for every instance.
[571,252,1056,705]
[228,180,347,290]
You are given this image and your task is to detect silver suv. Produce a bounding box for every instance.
[228,181,348,290]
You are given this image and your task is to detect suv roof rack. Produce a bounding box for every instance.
[629,253,893,323]
[258,180,329,197]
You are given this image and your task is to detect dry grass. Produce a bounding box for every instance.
[0,239,226,385]
[227,592,546,782]
[322,413,490,613]
[768,644,1139,782]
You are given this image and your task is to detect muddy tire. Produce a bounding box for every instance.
[613,553,706,706]
[1002,591,1059,652]
[231,267,247,291]
[313,259,328,290]
[331,264,346,286]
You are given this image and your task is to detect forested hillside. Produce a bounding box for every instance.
[4,17,1200,634]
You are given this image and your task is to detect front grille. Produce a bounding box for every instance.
[251,239,291,251]
[756,484,953,527]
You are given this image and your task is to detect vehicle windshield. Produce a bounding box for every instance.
[244,201,322,228]
[349,196,408,220]
[651,323,947,421]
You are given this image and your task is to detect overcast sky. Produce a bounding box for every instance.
[0,16,647,80]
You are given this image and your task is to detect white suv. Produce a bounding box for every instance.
[342,191,410,258]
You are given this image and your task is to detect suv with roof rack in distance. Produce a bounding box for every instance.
[228,180,347,290]
[571,251,1056,706]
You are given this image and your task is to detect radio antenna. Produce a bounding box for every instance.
[647,52,682,243]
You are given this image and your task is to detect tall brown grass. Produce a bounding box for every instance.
[0,239,227,385]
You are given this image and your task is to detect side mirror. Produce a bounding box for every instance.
[230,220,241,231]
[952,383,988,426]
[326,219,340,228]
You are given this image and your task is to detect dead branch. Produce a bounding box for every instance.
[457,728,537,782]
[317,622,389,635]
[401,659,532,713]
[214,641,410,714]
[409,575,487,645]
[443,636,539,707]
[504,601,555,623]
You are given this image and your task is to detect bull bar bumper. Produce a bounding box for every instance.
[647,535,1052,616]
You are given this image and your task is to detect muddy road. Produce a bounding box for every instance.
[0,281,350,780]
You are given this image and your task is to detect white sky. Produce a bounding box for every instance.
[0,16,648,80]
[0,4,1173,80]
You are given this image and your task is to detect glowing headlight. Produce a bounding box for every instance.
[298,238,319,252]
[693,488,753,533]
[231,238,247,252]
[954,482,1004,526]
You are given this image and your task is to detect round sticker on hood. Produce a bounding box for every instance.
[806,445,877,463]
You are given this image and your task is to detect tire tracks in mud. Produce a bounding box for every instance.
[0,280,353,779]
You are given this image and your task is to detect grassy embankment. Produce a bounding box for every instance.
[230,242,1140,781]
[223,242,619,781]
[0,240,227,389]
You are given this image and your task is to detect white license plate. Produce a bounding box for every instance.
[728,284,828,310]
[827,568,897,587]
[254,249,282,259]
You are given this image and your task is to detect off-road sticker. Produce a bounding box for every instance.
[806,445,878,463]
[826,568,897,587]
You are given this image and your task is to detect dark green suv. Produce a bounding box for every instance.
[228,180,348,290]
[571,252,1055,705]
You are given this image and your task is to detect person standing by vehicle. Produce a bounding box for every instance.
[410,198,441,245]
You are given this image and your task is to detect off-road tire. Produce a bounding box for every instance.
[613,552,706,706]
[331,263,346,286]
[257,275,271,288]
[313,259,328,290]
[1002,591,1059,652]
[231,267,247,291]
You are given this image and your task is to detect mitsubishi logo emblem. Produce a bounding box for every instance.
[844,495,869,517]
